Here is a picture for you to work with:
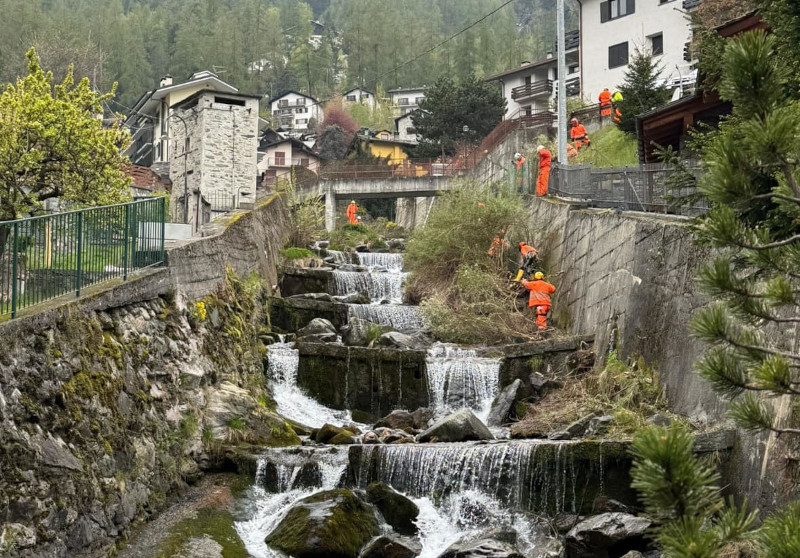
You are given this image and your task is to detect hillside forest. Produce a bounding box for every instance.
[0,0,579,109]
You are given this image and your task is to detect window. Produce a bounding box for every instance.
[300,158,310,167]
[608,42,629,69]
[296,118,308,125]
[346,95,356,102]
[363,93,370,99]
[600,0,634,22]
[650,33,664,56]
[278,99,288,107]
[273,110,279,116]
[275,151,286,166]
[568,64,579,74]
[406,127,417,135]
[296,97,306,105]
[399,97,409,106]
[415,96,424,105]
[295,107,307,113]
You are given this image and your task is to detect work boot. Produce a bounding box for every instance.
[513,269,523,282]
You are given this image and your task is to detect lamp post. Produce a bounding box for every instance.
[163,112,190,224]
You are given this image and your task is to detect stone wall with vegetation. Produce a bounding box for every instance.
[0,196,294,557]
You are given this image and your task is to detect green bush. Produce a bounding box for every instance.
[280,247,315,260]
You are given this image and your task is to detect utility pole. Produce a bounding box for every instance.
[556,0,568,165]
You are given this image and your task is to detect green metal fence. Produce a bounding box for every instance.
[0,197,166,319]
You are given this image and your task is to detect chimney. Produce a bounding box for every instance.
[160,75,173,88]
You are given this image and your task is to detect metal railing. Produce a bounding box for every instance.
[549,163,708,215]
[319,156,481,181]
[0,197,166,318]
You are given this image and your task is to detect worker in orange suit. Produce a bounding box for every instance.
[521,271,556,330]
[567,143,578,160]
[346,200,358,225]
[570,118,589,151]
[536,145,551,197]
[599,88,612,119]
[513,241,539,282]
[488,229,510,267]
[513,152,527,192]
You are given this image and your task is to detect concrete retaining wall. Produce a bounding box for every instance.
[527,196,797,514]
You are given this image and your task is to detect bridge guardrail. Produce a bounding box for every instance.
[0,197,166,319]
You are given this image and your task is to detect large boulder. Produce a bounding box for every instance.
[417,409,494,443]
[374,409,432,431]
[205,382,299,446]
[548,413,598,440]
[374,332,427,350]
[315,423,360,444]
[297,318,338,342]
[342,317,382,347]
[487,379,521,427]
[334,292,371,304]
[565,513,651,558]
[359,535,421,558]
[438,539,524,558]
[366,482,419,535]
[265,489,380,558]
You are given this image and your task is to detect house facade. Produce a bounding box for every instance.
[580,0,695,101]
[395,112,420,144]
[343,88,376,109]
[486,31,580,120]
[257,135,320,188]
[122,71,240,169]
[387,87,427,116]
[269,91,321,136]
[169,90,260,228]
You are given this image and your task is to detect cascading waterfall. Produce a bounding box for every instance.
[331,270,407,304]
[324,249,354,264]
[266,342,355,428]
[425,343,501,421]
[352,441,596,517]
[235,448,349,558]
[348,303,427,330]
[355,251,404,271]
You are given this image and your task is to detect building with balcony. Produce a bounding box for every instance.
[343,88,377,109]
[268,91,322,136]
[122,70,242,169]
[257,133,320,188]
[487,31,579,120]
[387,87,428,116]
[579,0,696,101]
[395,111,420,144]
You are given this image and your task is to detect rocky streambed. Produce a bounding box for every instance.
[119,247,727,558]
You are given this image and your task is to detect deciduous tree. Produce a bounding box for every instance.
[0,49,131,225]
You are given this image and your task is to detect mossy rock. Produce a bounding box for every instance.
[265,489,379,558]
[366,482,419,535]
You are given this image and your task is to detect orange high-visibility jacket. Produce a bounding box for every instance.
[346,203,358,218]
[521,278,556,308]
[515,156,527,170]
[538,149,552,169]
[599,89,612,107]
[570,124,588,140]
[519,243,537,258]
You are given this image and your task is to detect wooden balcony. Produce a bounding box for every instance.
[511,80,553,101]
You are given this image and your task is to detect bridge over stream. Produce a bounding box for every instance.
[320,177,457,231]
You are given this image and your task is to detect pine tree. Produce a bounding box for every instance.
[615,48,671,135]
[690,31,800,438]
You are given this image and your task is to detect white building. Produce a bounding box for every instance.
[342,88,376,109]
[486,31,580,119]
[268,91,322,136]
[123,71,242,169]
[257,135,320,189]
[387,87,427,116]
[579,0,695,102]
[394,111,420,144]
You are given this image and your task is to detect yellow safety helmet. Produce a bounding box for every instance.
[534,272,544,280]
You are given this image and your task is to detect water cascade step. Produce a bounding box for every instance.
[266,342,356,428]
[349,440,636,516]
[331,270,407,304]
[426,344,501,422]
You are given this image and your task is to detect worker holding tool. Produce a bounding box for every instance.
[570,118,590,151]
[521,272,556,330]
[513,241,539,282]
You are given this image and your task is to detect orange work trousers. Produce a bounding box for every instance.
[535,305,550,329]
[600,105,612,117]
[536,165,550,196]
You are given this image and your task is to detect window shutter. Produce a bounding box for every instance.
[627,0,635,15]
[600,1,610,22]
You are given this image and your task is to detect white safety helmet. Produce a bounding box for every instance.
[537,145,545,151]
[514,152,522,160]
